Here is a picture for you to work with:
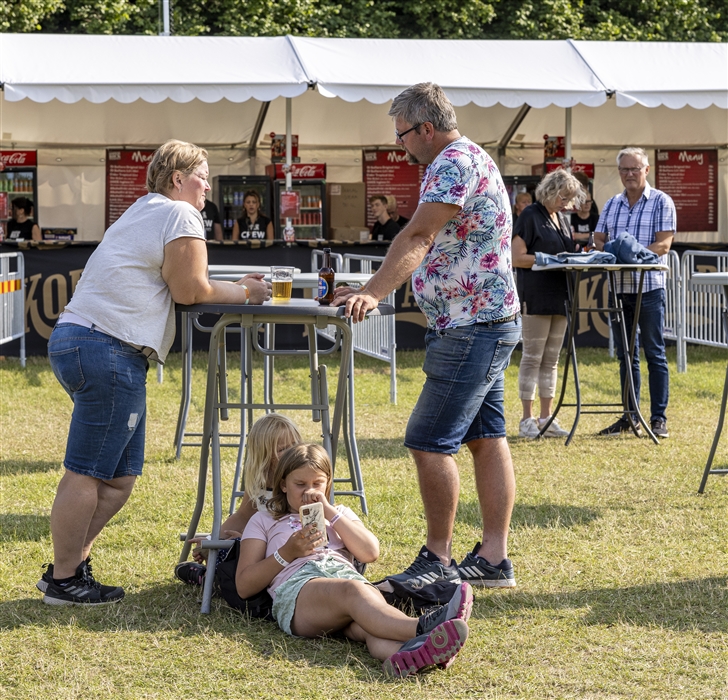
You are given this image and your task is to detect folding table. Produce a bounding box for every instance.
[532,262,669,445]
[176,299,394,613]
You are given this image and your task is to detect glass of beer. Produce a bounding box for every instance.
[271,266,294,302]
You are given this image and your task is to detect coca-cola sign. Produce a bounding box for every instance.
[0,150,38,167]
[266,163,327,180]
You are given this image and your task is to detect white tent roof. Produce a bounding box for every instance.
[573,40,728,109]
[0,34,311,103]
[288,37,607,107]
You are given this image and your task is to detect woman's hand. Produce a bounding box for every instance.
[279,524,325,561]
[237,273,271,304]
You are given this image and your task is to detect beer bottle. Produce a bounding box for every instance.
[583,230,595,252]
[318,248,335,305]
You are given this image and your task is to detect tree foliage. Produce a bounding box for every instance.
[2,0,726,41]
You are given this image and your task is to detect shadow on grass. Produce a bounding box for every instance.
[457,499,600,530]
[0,459,60,476]
[355,438,409,461]
[0,513,49,541]
[474,576,728,634]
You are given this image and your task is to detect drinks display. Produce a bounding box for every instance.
[271,266,295,302]
[318,248,335,306]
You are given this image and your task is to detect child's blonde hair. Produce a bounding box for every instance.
[267,444,333,519]
[243,414,302,504]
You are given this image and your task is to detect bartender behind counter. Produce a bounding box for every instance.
[201,199,223,241]
[232,190,273,240]
[7,197,41,241]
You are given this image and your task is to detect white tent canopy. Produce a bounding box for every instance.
[0,34,726,240]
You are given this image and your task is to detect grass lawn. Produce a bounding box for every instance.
[1,344,727,699]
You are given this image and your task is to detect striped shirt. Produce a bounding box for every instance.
[596,183,676,293]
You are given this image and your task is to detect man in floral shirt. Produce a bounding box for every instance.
[333,83,521,589]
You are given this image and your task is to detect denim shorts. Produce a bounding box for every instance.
[404,319,521,453]
[48,323,149,480]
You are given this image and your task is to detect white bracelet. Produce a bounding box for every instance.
[273,549,289,567]
[329,513,342,526]
[241,285,250,305]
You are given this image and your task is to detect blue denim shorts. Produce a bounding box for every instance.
[404,319,520,453]
[48,323,149,480]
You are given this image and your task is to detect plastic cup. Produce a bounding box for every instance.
[271,266,294,301]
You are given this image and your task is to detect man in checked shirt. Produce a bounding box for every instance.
[594,147,676,439]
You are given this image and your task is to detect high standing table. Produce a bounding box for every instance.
[688,273,728,493]
[532,262,669,445]
[177,299,394,613]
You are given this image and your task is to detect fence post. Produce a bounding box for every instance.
[0,252,26,367]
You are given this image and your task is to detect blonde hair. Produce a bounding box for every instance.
[243,414,302,505]
[535,169,585,210]
[267,444,333,519]
[146,139,208,195]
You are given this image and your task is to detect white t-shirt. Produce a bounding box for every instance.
[65,193,205,362]
[241,505,360,601]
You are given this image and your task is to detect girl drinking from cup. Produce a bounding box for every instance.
[236,443,472,678]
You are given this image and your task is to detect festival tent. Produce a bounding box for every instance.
[0,34,726,239]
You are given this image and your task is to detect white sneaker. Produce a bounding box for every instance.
[519,417,540,438]
[539,416,569,438]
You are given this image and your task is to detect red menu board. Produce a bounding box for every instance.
[105,149,155,229]
[362,149,426,227]
[655,149,718,232]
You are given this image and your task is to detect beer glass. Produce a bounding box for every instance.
[271,266,294,302]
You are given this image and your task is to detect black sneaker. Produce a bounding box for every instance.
[598,417,642,437]
[651,418,669,438]
[457,543,516,588]
[37,557,115,595]
[382,619,469,678]
[174,561,206,586]
[416,582,473,635]
[42,561,124,606]
[387,546,461,589]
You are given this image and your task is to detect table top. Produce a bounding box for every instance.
[178,297,395,317]
[690,273,728,287]
[208,265,302,275]
[209,271,372,288]
[533,262,669,272]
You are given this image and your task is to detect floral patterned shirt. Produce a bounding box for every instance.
[414,137,519,329]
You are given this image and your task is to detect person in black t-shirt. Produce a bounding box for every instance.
[511,169,585,440]
[386,195,409,229]
[7,197,41,241]
[569,191,599,246]
[233,190,273,240]
[201,199,223,241]
[369,195,400,242]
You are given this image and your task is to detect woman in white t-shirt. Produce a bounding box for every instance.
[40,140,272,608]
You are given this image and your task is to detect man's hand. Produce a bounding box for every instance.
[237,273,271,304]
[332,286,379,323]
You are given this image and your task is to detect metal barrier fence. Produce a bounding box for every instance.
[679,250,728,372]
[0,252,25,367]
[311,250,397,404]
[664,250,684,372]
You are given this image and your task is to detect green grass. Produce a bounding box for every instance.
[1,345,727,699]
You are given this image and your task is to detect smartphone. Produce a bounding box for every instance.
[299,502,327,550]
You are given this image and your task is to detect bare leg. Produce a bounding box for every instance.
[291,579,418,660]
[467,437,515,565]
[50,470,136,579]
[521,399,534,422]
[82,476,136,559]
[539,397,555,421]
[409,448,459,565]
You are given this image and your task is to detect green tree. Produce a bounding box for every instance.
[1,0,64,32]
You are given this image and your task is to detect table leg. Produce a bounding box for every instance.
[174,311,194,458]
[699,363,728,493]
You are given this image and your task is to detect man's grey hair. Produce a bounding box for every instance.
[617,147,649,167]
[388,83,458,133]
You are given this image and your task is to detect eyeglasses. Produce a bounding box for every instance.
[395,123,422,141]
[618,167,644,174]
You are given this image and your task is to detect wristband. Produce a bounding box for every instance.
[329,513,342,526]
[273,549,289,567]
[241,284,250,305]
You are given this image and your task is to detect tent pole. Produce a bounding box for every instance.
[496,104,531,175]
[565,107,572,170]
[286,98,292,192]
[247,101,270,160]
